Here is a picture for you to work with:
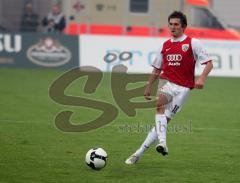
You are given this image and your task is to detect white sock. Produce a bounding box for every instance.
[155,114,168,145]
[135,127,157,157]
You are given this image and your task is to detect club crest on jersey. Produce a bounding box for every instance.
[182,44,189,52]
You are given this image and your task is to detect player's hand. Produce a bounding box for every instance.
[195,77,205,89]
[144,85,152,100]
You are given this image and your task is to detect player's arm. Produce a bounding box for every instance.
[195,61,213,89]
[144,67,161,100]
[192,38,213,89]
[144,46,163,100]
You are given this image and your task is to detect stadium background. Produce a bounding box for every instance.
[1,0,240,182]
[1,0,240,32]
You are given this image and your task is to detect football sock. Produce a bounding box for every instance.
[135,127,157,157]
[155,114,168,145]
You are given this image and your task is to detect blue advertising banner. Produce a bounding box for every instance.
[0,33,79,69]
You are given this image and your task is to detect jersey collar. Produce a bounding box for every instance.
[171,34,187,42]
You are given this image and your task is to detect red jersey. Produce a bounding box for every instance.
[152,35,211,89]
[160,36,195,88]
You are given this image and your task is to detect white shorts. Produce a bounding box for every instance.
[157,80,190,119]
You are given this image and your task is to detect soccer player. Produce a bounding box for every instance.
[125,11,213,164]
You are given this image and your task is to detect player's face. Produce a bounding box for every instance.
[168,18,185,38]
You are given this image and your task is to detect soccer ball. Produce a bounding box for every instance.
[85,148,108,170]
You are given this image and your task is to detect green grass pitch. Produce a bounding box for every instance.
[0,68,240,183]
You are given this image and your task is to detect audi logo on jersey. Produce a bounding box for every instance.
[166,54,182,62]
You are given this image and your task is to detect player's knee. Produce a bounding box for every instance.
[156,104,165,113]
[156,100,164,108]
[156,97,167,108]
[157,94,171,105]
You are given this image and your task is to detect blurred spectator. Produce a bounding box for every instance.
[20,2,39,32]
[42,4,66,33]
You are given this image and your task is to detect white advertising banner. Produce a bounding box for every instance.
[80,35,240,77]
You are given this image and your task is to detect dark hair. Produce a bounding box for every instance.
[168,11,187,28]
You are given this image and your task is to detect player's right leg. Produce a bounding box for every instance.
[125,127,158,164]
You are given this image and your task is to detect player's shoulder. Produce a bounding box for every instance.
[162,38,172,47]
[190,37,205,50]
[157,39,170,52]
[191,37,202,45]
[164,38,172,43]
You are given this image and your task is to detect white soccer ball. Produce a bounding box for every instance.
[85,148,108,170]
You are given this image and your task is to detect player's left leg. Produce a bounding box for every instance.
[156,83,190,155]
[154,81,174,156]
[156,84,190,155]
[125,81,172,164]
[155,94,171,156]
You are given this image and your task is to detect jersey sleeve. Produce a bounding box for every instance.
[152,45,163,69]
[192,38,212,65]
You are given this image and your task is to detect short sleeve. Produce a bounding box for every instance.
[152,45,163,69]
[192,38,211,65]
